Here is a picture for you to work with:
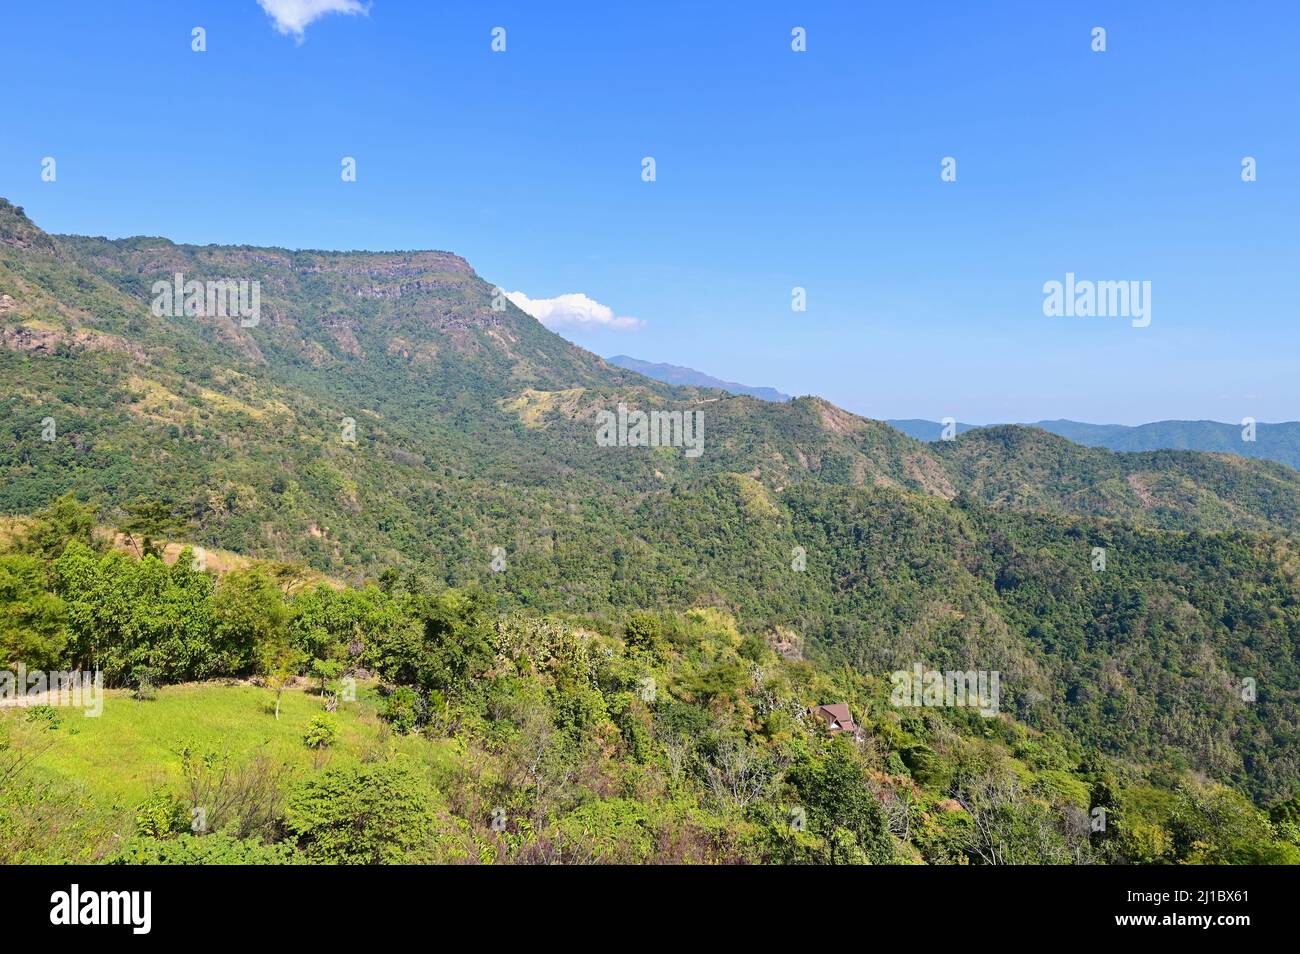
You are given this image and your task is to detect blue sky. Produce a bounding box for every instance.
[3,1,1297,424]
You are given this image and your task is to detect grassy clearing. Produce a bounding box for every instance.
[2,681,424,808]
[2,681,470,863]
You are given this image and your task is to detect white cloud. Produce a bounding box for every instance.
[258,0,369,42]
[506,291,644,331]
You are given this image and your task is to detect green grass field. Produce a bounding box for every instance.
[1,681,456,809]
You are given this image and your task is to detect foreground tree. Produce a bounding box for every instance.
[285,759,441,864]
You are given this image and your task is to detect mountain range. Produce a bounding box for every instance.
[2,196,1298,804]
[600,357,1300,473]
[605,355,791,402]
[891,418,1300,471]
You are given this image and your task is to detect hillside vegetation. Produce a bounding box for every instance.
[893,417,1300,472]
[2,199,1298,863]
[3,503,1296,865]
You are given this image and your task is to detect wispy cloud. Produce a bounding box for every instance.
[506,291,645,331]
[257,0,369,43]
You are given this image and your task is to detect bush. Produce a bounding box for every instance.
[380,686,422,734]
[176,744,289,841]
[787,741,895,864]
[623,613,664,656]
[131,665,161,701]
[133,790,190,839]
[302,716,337,750]
[285,758,441,864]
[0,554,68,670]
[1169,784,1295,865]
[110,834,304,865]
[557,799,655,863]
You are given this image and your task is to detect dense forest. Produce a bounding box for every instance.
[3,498,1297,864]
[892,417,1300,473]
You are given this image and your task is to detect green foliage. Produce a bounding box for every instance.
[1270,792,1300,826]
[557,799,655,863]
[52,542,216,685]
[133,789,190,839]
[367,589,494,695]
[23,705,62,730]
[18,495,100,561]
[1,593,1293,866]
[302,715,336,750]
[118,500,187,560]
[953,771,1089,865]
[1168,785,1299,865]
[213,568,289,677]
[787,740,894,864]
[379,686,423,734]
[623,612,664,657]
[285,759,441,864]
[0,555,67,669]
[110,834,304,865]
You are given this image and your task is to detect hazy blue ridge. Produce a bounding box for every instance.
[606,354,791,402]
[891,418,1300,471]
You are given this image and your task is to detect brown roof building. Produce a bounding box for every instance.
[812,703,857,734]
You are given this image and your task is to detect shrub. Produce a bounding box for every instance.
[557,799,655,863]
[787,741,895,864]
[110,834,304,865]
[131,665,161,701]
[380,685,422,734]
[623,613,664,656]
[133,790,190,839]
[176,744,289,841]
[302,716,337,750]
[285,758,440,864]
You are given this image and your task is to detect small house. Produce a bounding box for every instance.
[813,703,857,735]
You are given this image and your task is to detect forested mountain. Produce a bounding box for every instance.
[1038,419,1300,471]
[2,198,1298,864]
[892,417,1300,472]
[6,195,1300,573]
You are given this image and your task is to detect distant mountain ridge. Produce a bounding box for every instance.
[602,359,1300,472]
[606,354,791,402]
[607,359,1300,474]
[890,418,1300,472]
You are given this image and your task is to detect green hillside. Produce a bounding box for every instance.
[2,198,1298,864]
[7,197,1300,581]
[2,508,1295,865]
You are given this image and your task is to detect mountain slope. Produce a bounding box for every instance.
[1039,419,1300,470]
[893,417,1300,471]
[606,354,791,402]
[933,426,1300,536]
[8,197,1300,567]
